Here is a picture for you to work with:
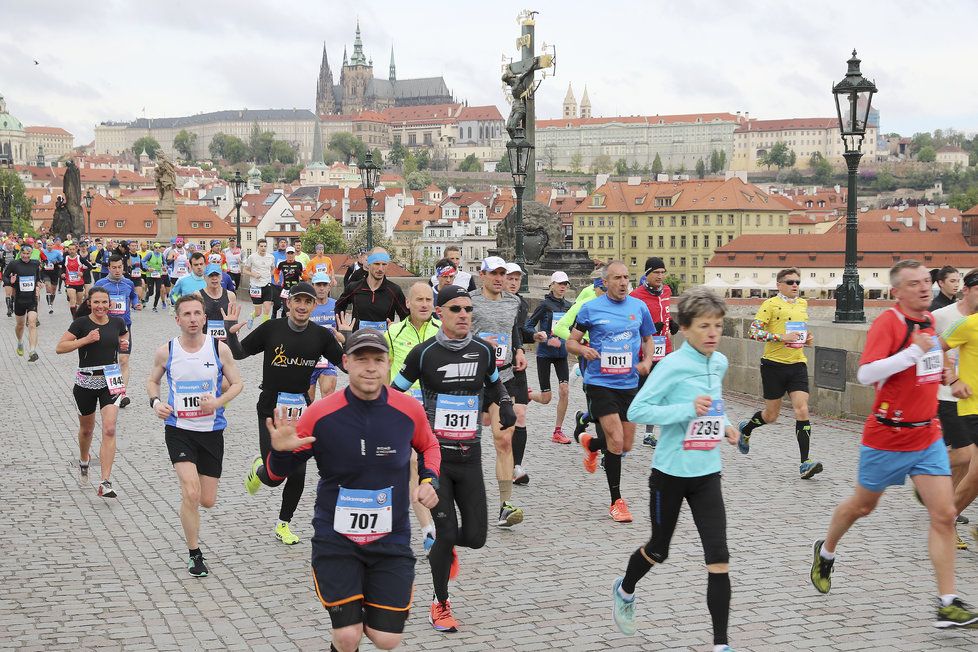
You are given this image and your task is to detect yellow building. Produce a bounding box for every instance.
[571,177,792,285]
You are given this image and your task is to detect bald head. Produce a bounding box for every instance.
[407,281,434,323]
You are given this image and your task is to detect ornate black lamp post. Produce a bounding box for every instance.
[232,170,246,246]
[832,49,877,323]
[507,127,533,293]
[358,153,381,249]
[83,189,94,241]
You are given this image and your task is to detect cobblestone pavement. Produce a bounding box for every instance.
[1,299,977,651]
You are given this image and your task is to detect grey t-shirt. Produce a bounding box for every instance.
[471,290,522,382]
[244,252,275,287]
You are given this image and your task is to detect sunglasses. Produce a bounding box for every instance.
[781,279,801,286]
[445,305,474,313]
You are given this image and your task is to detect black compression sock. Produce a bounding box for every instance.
[587,435,604,452]
[707,572,731,645]
[604,452,622,502]
[621,546,655,594]
[742,410,765,435]
[513,426,527,466]
[796,420,811,462]
[5,297,11,311]
[189,547,201,557]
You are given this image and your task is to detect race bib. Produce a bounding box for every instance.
[652,336,667,362]
[315,356,330,369]
[249,286,262,299]
[333,486,393,545]
[206,320,227,340]
[229,263,241,273]
[551,312,566,332]
[311,312,336,329]
[104,364,125,396]
[600,340,632,375]
[917,343,943,385]
[360,320,388,332]
[67,271,82,283]
[315,263,328,274]
[109,295,126,315]
[434,394,479,440]
[174,379,213,419]
[785,321,807,349]
[18,275,35,292]
[130,268,141,278]
[280,286,290,299]
[44,262,54,271]
[174,262,188,277]
[479,332,509,367]
[684,399,725,450]
[276,392,307,421]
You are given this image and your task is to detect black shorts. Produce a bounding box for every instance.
[586,384,638,421]
[760,359,809,400]
[162,274,172,288]
[504,371,529,405]
[43,270,60,285]
[82,271,93,285]
[645,469,728,565]
[73,384,119,416]
[66,283,86,294]
[130,276,143,287]
[164,425,225,477]
[536,356,569,393]
[940,401,977,449]
[312,535,415,634]
[250,284,272,305]
[14,300,38,317]
[122,325,133,354]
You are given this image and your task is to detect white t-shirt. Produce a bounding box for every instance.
[934,302,968,403]
[244,252,275,287]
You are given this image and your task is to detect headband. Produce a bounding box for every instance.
[367,252,391,264]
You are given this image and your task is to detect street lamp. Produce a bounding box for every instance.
[507,127,532,293]
[231,170,246,246]
[832,49,877,324]
[358,153,381,249]
[0,159,13,234]
[83,189,94,242]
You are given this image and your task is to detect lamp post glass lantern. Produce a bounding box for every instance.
[832,49,876,324]
[83,189,94,241]
[358,153,381,249]
[508,128,533,293]
[231,170,246,246]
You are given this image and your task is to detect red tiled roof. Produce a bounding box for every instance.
[572,178,790,214]
[734,117,838,134]
[538,112,738,129]
[963,204,978,218]
[827,207,963,235]
[354,110,389,123]
[383,104,461,126]
[24,126,73,137]
[938,145,967,153]
[458,105,503,121]
[85,196,233,239]
[394,204,440,231]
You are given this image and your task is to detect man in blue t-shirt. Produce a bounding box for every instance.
[567,261,655,523]
[94,254,142,407]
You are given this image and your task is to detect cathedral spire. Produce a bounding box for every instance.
[342,45,348,67]
[580,86,592,118]
[350,20,367,65]
[562,83,576,118]
[316,42,336,115]
[389,46,396,82]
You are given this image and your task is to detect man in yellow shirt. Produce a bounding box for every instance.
[738,267,822,479]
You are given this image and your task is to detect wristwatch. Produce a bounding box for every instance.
[150,397,160,409]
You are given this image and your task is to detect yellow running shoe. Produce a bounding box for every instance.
[275,521,300,545]
[244,456,262,495]
[956,530,969,551]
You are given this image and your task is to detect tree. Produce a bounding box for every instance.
[544,145,556,172]
[328,131,365,164]
[282,164,303,183]
[695,158,706,179]
[710,149,722,174]
[590,154,613,174]
[415,149,431,171]
[917,145,937,163]
[403,151,420,176]
[457,154,481,172]
[132,136,161,159]
[949,186,978,212]
[347,220,394,255]
[676,162,686,175]
[223,137,249,164]
[271,140,297,164]
[760,141,792,170]
[301,219,345,254]
[651,153,663,176]
[496,151,511,173]
[910,132,934,155]
[808,151,824,169]
[663,273,681,295]
[0,168,36,234]
[718,150,726,170]
[173,129,197,160]
[248,123,276,165]
[387,142,408,167]
[812,157,834,185]
[569,150,583,174]
[875,168,898,192]
[372,148,383,165]
[406,170,433,190]
[323,148,344,165]
[614,158,628,176]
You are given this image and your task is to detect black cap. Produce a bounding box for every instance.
[344,328,390,354]
[286,281,316,299]
[644,257,666,274]
[436,285,470,307]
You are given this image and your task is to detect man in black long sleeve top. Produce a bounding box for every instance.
[335,247,408,331]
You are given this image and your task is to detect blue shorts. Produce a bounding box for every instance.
[857,438,950,493]
[309,362,337,384]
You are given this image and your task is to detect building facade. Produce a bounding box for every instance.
[730,116,881,172]
[0,93,74,164]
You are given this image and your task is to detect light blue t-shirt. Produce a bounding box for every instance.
[310,298,337,328]
[94,276,140,326]
[171,274,207,301]
[574,294,655,389]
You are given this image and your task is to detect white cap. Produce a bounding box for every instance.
[481,256,507,272]
[550,271,570,284]
[504,262,523,275]
[286,246,296,253]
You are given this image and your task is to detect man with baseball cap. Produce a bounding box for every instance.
[275,247,304,319]
[200,264,236,342]
[335,247,408,332]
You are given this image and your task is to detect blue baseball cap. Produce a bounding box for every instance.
[205,263,223,276]
[311,272,332,284]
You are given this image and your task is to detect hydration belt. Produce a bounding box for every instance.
[874,416,933,428]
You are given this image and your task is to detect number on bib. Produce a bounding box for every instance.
[917,344,943,385]
[206,320,227,340]
[785,321,807,349]
[104,364,125,396]
[683,399,725,450]
[333,486,393,545]
[434,394,479,440]
[478,332,509,367]
[276,392,307,421]
[174,379,213,419]
[249,286,263,298]
[652,336,667,362]
[67,271,81,283]
[600,340,632,375]
[18,276,35,292]
[109,295,126,315]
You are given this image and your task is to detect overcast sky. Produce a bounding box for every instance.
[2,0,976,146]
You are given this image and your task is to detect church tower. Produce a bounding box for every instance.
[340,21,374,114]
[579,86,592,119]
[562,83,577,119]
[315,43,336,115]
[389,47,396,82]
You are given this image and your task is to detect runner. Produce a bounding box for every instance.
[200,264,235,342]
[391,284,516,632]
[94,255,142,406]
[270,238,289,319]
[526,271,574,445]
[737,267,823,479]
[144,243,167,311]
[335,247,408,331]
[502,262,535,486]
[146,293,243,577]
[243,238,275,327]
[230,281,346,545]
[304,242,335,282]
[610,288,737,650]
[555,270,606,440]
[3,242,42,361]
[431,259,457,305]
[428,245,476,292]
[343,249,368,287]
[931,265,960,312]
[307,272,340,400]
[385,281,441,554]
[169,252,207,302]
[41,240,63,314]
[264,329,440,652]
[206,240,227,270]
[275,247,304,319]
[167,237,190,284]
[225,238,243,289]
[127,241,145,303]
[810,259,978,628]
[566,261,655,522]
[55,286,129,497]
[470,256,527,526]
[62,240,91,318]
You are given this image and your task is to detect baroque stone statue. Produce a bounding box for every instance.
[155,152,176,201]
[51,160,84,238]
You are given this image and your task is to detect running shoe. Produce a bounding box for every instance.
[449,547,459,580]
[423,532,436,558]
[79,460,89,476]
[551,427,572,444]
[958,514,969,525]
[275,521,300,545]
[188,551,208,578]
[611,577,636,635]
[642,433,657,448]
[497,502,524,528]
[736,420,750,455]
[609,498,633,523]
[580,433,599,474]
[16,342,23,356]
[97,480,117,498]
[799,459,823,479]
[429,599,459,632]
[152,307,158,313]
[573,410,589,442]
[513,464,529,485]
[956,530,969,550]
[810,539,834,594]
[27,351,38,362]
[118,396,131,408]
[934,597,978,628]
[244,456,262,495]
[48,307,53,315]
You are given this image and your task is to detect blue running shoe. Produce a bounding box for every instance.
[737,420,750,455]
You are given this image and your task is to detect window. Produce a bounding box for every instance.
[647,236,653,248]
[631,236,637,248]
[203,222,211,229]
[680,216,687,227]
[680,273,686,282]
[475,226,482,236]
[408,134,417,146]
[598,235,605,249]
[704,215,711,226]
[680,257,686,267]
[692,235,698,248]
[587,236,594,249]
[246,231,252,241]
[579,236,585,248]
[423,132,432,145]
[608,235,614,249]
[670,235,676,247]
[608,217,614,227]
[872,272,879,278]
[727,234,734,243]
[670,216,676,227]
[779,215,784,226]
[680,236,687,248]
[192,222,199,228]
[727,215,734,225]
[658,217,664,227]
[97,220,106,228]
[115,220,124,228]
[592,195,605,207]
[669,257,676,266]
[715,234,722,247]
[598,217,605,227]
[693,215,699,226]
[579,218,584,227]
[658,236,664,248]
[630,257,637,266]
[630,217,637,227]
[755,216,760,227]
[768,215,773,226]
[810,272,816,278]
[144,221,152,229]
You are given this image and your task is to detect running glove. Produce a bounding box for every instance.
[499,400,517,429]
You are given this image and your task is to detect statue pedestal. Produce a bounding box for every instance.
[536,248,594,282]
[155,198,178,243]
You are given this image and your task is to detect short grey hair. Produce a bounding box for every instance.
[889,259,924,287]
[676,288,727,328]
[603,260,627,279]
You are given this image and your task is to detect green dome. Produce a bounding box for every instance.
[0,94,23,132]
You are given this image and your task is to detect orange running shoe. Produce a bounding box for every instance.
[552,427,572,444]
[580,433,599,473]
[449,546,459,580]
[429,599,459,632]
[609,498,633,523]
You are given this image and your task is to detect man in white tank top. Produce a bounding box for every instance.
[147,294,243,578]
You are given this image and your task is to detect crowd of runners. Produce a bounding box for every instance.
[12,230,978,649]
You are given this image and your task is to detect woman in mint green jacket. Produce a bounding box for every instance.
[611,288,739,652]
